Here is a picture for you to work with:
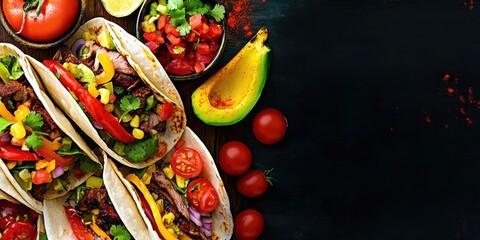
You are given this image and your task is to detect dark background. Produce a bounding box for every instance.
[6,0,480,239]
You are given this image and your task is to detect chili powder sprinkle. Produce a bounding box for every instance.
[220,0,266,39]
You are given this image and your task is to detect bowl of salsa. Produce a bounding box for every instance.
[136,0,227,81]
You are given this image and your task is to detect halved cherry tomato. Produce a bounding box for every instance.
[186,178,218,212]
[32,169,52,185]
[3,0,80,42]
[64,206,94,240]
[2,222,36,240]
[157,102,174,121]
[171,147,203,178]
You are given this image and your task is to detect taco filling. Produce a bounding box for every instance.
[64,175,132,240]
[49,29,176,164]
[0,199,40,240]
[126,147,219,240]
[0,55,100,201]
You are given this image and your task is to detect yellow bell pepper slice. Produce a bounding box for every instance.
[126,174,177,240]
[0,102,15,122]
[95,53,115,85]
[90,215,111,240]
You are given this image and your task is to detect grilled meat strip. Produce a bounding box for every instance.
[0,80,63,141]
[149,169,208,240]
[76,188,122,230]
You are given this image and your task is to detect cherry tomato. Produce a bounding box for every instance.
[252,108,287,145]
[186,178,219,212]
[237,170,271,198]
[234,209,265,240]
[171,147,203,179]
[3,0,80,42]
[219,141,252,176]
[1,222,36,240]
[31,169,52,185]
[157,102,174,121]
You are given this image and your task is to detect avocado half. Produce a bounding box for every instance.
[191,28,271,126]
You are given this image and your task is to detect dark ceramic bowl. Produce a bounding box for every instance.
[0,0,86,50]
[136,0,227,81]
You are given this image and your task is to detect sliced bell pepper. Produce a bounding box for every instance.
[95,53,115,85]
[90,215,111,240]
[0,145,41,161]
[64,206,95,240]
[126,173,177,240]
[42,60,136,144]
[0,102,15,122]
[35,144,74,167]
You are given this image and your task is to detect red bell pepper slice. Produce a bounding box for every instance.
[64,206,94,240]
[0,145,41,161]
[42,60,136,144]
[35,144,75,167]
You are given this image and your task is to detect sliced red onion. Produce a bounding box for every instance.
[201,217,212,224]
[202,222,212,231]
[92,121,103,130]
[200,211,211,217]
[0,133,11,145]
[71,38,86,58]
[52,166,65,178]
[149,113,160,127]
[202,228,212,237]
[188,206,201,220]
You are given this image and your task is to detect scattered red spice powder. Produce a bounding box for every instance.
[220,0,265,40]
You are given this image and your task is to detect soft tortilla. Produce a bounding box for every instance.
[0,43,100,211]
[44,150,151,239]
[115,127,233,240]
[28,17,187,169]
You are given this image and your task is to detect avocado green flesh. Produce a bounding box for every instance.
[191,28,271,126]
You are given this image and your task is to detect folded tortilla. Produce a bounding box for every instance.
[0,43,100,212]
[113,127,233,240]
[43,150,151,239]
[28,17,187,169]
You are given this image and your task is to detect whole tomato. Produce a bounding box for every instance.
[237,169,272,198]
[234,209,265,240]
[252,108,287,144]
[219,141,252,176]
[3,0,80,42]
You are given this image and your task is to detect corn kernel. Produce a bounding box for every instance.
[163,165,175,179]
[98,88,110,105]
[121,113,132,122]
[141,21,156,33]
[88,82,99,98]
[83,32,96,41]
[14,105,30,122]
[10,122,26,139]
[6,161,16,169]
[130,115,140,128]
[151,193,159,201]
[141,172,152,185]
[91,209,100,215]
[35,160,50,170]
[163,211,176,225]
[104,103,114,112]
[132,128,144,140]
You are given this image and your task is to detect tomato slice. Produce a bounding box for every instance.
[186,178,219,212]
[157,103,174,121]
[32,169,52,185]
[2,222,36,240]
[64,206,94,240]
[170,147,203,179]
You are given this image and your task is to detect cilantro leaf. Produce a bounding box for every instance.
[113,86,125,95]
[23,112,43,131]
[119,95,140,113]
[177,23,191,36]
[79,157,101,173]
[119,95,140,121]
[186,4,210,16]
[125,138,158,163]
[208,4,225,22]
[184,0,202,10]
[110,225,131,240]
[167,0,184,10]
[25,133,43,149]
[0,117,13,133]
[169,8,187,26]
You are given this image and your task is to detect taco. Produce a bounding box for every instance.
[0,43,101,212]
[113,127,232,240]
[28,17,187,169]
[0,189,47,240]
[43,150,151,240]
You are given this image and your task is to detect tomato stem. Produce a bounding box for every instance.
[264,168,276,186]
[16,0,45,35]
